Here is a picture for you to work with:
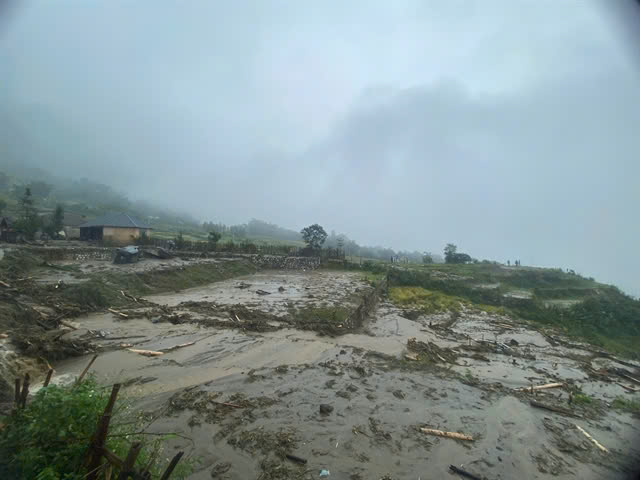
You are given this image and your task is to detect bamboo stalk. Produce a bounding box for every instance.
[575,424,608,453]
[128,348,164,357]
[516,382,564,392]
[159,452,184,480]
[420,427,473,441]
[76,354,98,384]
[43,368,54,387]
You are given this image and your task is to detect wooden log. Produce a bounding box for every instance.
[0,333,9,339]
[449,464,483,480]
[620,373,640,386]
[529,400,580,418]
[420,427,473,441]
[117,442,142,480]
[161,341,196,353]
[285,453,307,464]
[575,424,608,453]
[617,382,640,393]
[159,451,184,480]
[516,382,564,392]
[108,308,129,319]
[212,401,243,409]
[43,368,54,387]
[59,320,78,330]
[19,373,30,408]
[0,280,11,288]
[101,447,125,469]
[76,354,99,385]
[87,384,121,480]
[128,348,164,357]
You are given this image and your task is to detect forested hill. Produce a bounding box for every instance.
[0,165,429,261]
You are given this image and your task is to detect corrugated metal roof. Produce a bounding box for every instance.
[79,212,152,229]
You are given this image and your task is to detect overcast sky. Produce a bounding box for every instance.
[1,1,639,295]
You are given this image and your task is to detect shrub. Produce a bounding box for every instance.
[0,378,191,480]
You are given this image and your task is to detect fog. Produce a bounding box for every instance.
[1,1,639,295]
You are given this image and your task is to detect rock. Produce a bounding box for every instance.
[278,286,285,292]
[509,338,519,346]
[319,404,334,415]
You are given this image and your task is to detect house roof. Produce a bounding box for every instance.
[79,212,152,229]
[62,212,88,227]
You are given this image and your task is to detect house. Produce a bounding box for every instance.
[62,212,88,239]
[79,212,152,246]
[0,216,23,243]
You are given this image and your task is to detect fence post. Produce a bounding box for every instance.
[116,442,142,480]
[19,373,30,408]
[87,383,121,480]
[159,451,184,480]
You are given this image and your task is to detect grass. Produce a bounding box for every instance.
[0,378,192,480]
[612,396,640,415]
[572,393,594,406]
[388,286,506,315]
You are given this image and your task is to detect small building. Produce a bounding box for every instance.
[0,216,23,243]
[62,212,88,239]
[79,213,152,246]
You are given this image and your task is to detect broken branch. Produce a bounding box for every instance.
[161,341,195,353]
[420,427,473,441]
[108,308,128,318]
[517,382,564,392]
[449,465,483,480]
[529,399,580,418]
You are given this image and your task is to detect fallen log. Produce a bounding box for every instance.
[108,308,128,319]
[0,280,11,288]
[517,382,564,392]
[0,333,8,339]
[161,341,196,353]
[128,348,164,357]
[617,382,640,393]
[256,289,271,295]
[449,464,483,480]
[420,427,473,441]
[575,424,608,453]
[529,400,580,418]
[619,373,640,386]
[212,401,243,409]
[59,320,78,330]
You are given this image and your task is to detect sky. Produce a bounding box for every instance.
[1,1,639,295]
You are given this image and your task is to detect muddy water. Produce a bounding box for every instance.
[52,270,640,479]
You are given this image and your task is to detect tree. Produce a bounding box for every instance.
[422,252,433,264]
[15,187,40,239]
[174,231,186,249]
[45,204,64,237]
[28,181,53,199]
[301,223,327,250]
[444,243,457,263]
[0,171,8,190]
[208,230,221,250]
[0,198,6,215]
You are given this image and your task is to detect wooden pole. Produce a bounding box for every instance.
[76,354,99,385]
[116,442,142,480]
[14,378,20,406]
[19,373,30,408]
[43,368,54,387]
[159,451,184,480]
[86,383,121,480]
[420,427,473,441]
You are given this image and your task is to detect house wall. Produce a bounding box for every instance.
[103,227,142,246]
[64,226,81,239]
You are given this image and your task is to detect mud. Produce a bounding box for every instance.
[3,247,638,479]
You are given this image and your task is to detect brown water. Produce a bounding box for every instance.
[51,270,640,479]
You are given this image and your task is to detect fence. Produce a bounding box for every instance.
[11,357,184,480]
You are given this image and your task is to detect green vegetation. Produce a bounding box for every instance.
[387,264,640,358]
[611,396,640,415]
[572,393,594,406]
[0,378,191,480]
[14,187,41,240]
